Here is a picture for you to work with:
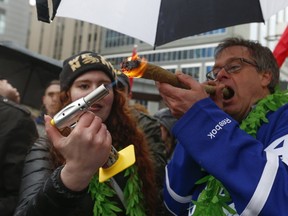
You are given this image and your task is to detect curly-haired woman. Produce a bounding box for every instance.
[14,52,164,216]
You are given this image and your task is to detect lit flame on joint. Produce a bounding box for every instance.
[121,54,147,78]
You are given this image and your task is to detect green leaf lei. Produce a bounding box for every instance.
[192,88,288,216]
[88,164,146,216]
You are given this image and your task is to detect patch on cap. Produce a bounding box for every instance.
[60,52,116,91]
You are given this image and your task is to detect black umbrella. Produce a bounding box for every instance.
[0,42,62,109]
[35,0,288,47]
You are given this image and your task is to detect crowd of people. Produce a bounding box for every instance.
[1,37,288,216]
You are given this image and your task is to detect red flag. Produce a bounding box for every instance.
[273,26,288,68]
[129,45,138,89]
[131,44,138,58]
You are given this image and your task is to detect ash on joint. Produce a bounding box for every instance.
[121,59,141,71]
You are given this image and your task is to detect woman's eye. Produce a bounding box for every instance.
[79,84,89,90]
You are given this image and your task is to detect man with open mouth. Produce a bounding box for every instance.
[158,37,288,216]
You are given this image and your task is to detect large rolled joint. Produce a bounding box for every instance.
[121,58,233,99]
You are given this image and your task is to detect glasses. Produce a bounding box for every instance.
[206,58,259,81]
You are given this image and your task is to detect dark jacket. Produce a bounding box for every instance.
[13,137,144,216]
[14,111,167,216]
[0,96,38,216]
[14,137,96,216]
[34,113,46,137]
[131,109,167,189]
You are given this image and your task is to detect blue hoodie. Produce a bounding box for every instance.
[164,97,288,216]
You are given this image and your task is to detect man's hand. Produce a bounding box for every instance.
[156,72,225,118]
[0,80,20,103]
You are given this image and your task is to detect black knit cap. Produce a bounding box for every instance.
[59,51,116,91]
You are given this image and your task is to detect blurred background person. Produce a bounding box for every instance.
[116,71,149,113]
[0,79,38,216]
[154,108,177,160]
[35,80,60,137]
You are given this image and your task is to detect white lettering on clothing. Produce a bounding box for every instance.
[207,118,232,139]
[265,134,288,165]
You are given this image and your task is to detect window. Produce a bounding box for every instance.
[181,67,200,80]
[206,66,213,73]
[0,10,5,34]
[105,30,135,48]
[197,28,226,36]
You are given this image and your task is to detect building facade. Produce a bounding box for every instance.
[0,0,31,46]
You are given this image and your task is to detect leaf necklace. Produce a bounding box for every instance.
[191,89,288,216]
[88,164,146,216]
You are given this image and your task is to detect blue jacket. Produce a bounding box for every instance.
[164,98,288,216]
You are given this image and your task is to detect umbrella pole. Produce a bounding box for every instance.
[21,65,33,104]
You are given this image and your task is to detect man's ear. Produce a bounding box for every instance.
[260,71,272,88]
